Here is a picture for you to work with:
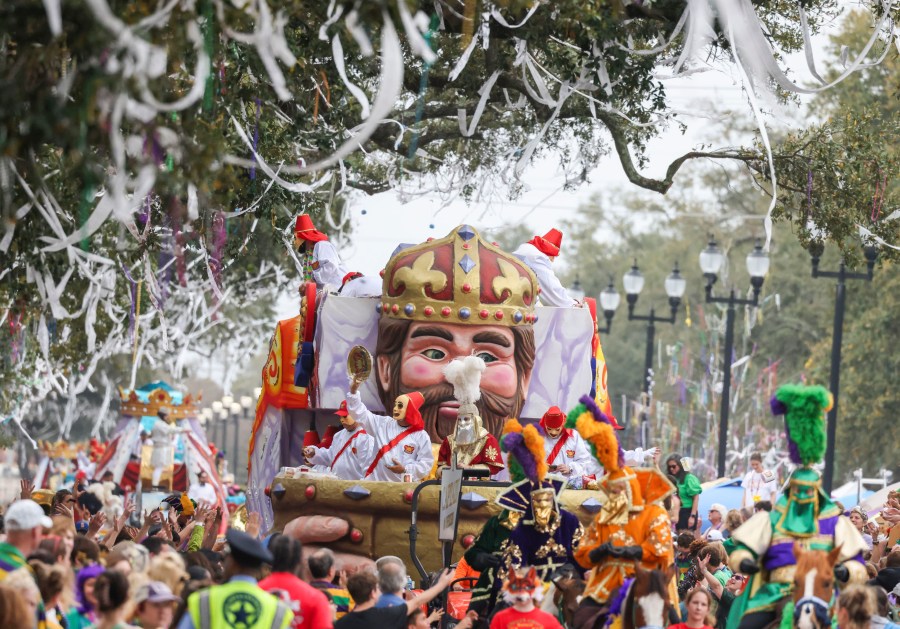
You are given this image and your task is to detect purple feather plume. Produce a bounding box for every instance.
[606,577,634,626]
[784,421,802,465]
[502,431,538,482]
[773,394,801,464]
[579,394,624,469]
[770,395,788,416]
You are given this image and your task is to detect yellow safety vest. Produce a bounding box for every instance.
[187,579,292,629]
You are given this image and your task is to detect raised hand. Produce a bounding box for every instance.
[87,512,107,538]
[55,503,75,521]
[435,568,455,590]
[697,553,710,572]
[168,508,182,533]
[117,499,136,530]
[19,478,35,500]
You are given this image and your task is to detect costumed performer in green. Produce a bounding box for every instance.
[726,384,868,629]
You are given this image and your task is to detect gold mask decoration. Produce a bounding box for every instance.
[531,490,555,530]
[503,510,522,530]
[597,481,630,526]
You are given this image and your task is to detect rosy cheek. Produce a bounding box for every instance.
[481,364,518,397]
[400,356,446,388]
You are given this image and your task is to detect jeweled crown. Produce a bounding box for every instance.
[117,386,200,419]
[378,225,538,327]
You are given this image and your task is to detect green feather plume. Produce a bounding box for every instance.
[566,403,596,458]
[775,384,830,466]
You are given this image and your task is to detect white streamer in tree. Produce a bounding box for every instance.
[458,71,501,137]
[332,35,372,119]
[295,12,405,174]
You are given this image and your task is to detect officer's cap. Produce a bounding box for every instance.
[225,528,273,568]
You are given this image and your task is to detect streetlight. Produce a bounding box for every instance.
[810,242,878,492]
[700,238,769,478]
[211,401,224,447]
[229,402,242,483]
[218,407,229,472]
[200,408,214,442]
[624,260,687,448]
[597,279,621,333]
[568,277,586,302]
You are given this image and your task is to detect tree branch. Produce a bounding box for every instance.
[594,109,763,194]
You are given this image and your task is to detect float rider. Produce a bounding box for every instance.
[727,384,868,629]
[346,378,434,482]
[571,395,677,628]
[495,419,583,589]
[437,355,504,478]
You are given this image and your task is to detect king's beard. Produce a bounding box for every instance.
[392,382,522,442]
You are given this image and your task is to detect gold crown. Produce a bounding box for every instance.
[378,225,538,327]
[117,386,200,419]
[39,440,78,460]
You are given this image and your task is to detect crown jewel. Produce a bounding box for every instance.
[379,225,538,327]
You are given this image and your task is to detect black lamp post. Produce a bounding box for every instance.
[623,261,687,449]
[810,243,878,493]
[597,279,621,333]
[700,238,770,478]
[211,401,225,451]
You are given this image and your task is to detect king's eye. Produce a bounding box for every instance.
[421,349,446,360]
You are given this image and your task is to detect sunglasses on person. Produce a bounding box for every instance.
[667,464,679,470]
[730,575,745,582]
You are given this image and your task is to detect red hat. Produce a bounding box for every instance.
[319,425,342,449]
[294,215,328,243]
[335,400,349,417]
[527,229,563,258]
[400,392,425,431]
[302,430,321,448]
[539,406,566,431]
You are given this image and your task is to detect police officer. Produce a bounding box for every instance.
[177,529,293,629]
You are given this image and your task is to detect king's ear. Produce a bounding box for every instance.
[377,354,391,393]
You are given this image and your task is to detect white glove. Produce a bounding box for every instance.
[643,447,660,461]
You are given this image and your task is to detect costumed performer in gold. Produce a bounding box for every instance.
[572,394,677,628]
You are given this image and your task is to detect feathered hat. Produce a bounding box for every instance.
[443,355,486,418]
[571,394,647,506]
[770,384,832,467]
[496,418,564,513]
[571,394,624,479]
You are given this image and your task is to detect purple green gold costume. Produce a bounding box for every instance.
[726,385,868,629]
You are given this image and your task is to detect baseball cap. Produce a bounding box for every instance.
[134,581,181,605]
[706,529,725,542]
[4,500,52,531]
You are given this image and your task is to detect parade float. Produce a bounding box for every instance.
[248,224,620,576]
[94,381,227,509]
